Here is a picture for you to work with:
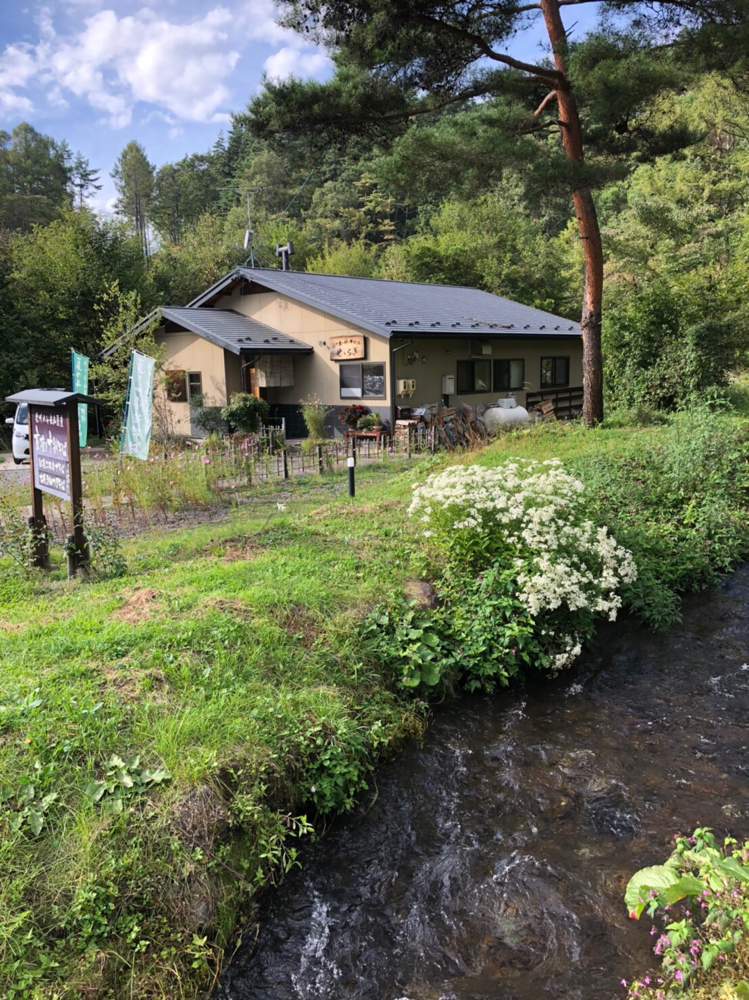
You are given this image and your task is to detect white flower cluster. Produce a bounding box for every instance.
[409,460,637,669]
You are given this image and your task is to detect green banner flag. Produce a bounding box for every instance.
[120,351,156,461]
[71,350,89,448]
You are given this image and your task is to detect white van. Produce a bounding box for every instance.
[5,403,29,464]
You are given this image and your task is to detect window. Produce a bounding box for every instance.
[540,356,569,388]
[187,372,203,401]
[457,359,492,394]
[340,362,386,399]
[165,370,188,402]
[494,359,525,391]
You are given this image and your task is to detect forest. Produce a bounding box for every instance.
[0,21,747,423]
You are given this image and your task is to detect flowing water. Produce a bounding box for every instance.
[219,568,749,1000]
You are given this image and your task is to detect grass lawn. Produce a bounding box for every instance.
[0,412,746,998]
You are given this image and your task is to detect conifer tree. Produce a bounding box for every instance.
[112,141,155,257]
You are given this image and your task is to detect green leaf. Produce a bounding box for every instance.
[663,873,706,904]
[625,865,680,915]
[718,856,749,884]
[26,809,43,836]
[701,944,718,971]
[141,767,170,785]
[102,795,124,816]
[84,779,107,802]
[107,754,125,770]
[17,784,35,806]
[733,983,749,998]
[420,662,441,686]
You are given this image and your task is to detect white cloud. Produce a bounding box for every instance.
[0,3,332,128]
[168,126,183,138]
[263,45,330,82]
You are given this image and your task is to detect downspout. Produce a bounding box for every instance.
[389,338,414,431]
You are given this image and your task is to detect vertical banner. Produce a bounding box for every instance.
[71,350,90,448]
[120,351,156,460]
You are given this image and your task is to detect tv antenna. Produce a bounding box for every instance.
[219,186,263,267]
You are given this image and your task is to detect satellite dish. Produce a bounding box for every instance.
[243,230,250,249]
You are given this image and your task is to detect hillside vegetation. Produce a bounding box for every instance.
[0,408,747,997]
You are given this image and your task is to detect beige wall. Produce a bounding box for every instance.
[222,288,392,405]
[392,335,583,409]
[156,331,236,435]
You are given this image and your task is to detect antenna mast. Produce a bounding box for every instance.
[220,186,263,267]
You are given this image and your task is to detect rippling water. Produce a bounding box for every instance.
[219,568,749,999]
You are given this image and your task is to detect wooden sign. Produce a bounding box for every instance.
[30,407,71,500]
[329,335,366,361]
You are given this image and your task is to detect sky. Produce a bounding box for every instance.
[0,1,602,214]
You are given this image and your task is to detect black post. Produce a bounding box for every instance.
[317,444,324,475]
[347,456,355,498]
[282,448,289,480]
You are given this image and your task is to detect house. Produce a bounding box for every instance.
[146,267,582,437]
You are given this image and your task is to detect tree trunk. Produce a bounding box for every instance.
[540,0,605,425]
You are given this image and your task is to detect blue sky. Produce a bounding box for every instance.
[0,1,601,213]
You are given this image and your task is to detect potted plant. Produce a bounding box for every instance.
[340,403,370,429]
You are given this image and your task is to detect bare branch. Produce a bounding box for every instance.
[393,12,563,81]
[534,90,559,115]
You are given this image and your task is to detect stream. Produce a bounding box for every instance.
[218,567,749,999]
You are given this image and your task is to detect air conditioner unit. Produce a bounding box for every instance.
[470,339,492,357]
[397,379,416,396]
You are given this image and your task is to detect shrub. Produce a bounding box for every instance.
[409,459,636,640]
[365,459,637,695]
[625,828,749,999]
[189,394,226,436]
[221,393,269,434]
[570,408,749,629]
[300,394,329,441]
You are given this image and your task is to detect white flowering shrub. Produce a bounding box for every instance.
[407,459,637,675]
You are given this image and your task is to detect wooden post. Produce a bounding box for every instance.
[66,400,89,577]
[317,443,324,475]
[26,408,49,569]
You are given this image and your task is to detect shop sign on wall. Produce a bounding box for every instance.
[329,335,366,361]
[30,407,70,500]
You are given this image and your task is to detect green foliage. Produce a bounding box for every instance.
[626,828,749,998]
[0,123,73,230]
[300,393,329,441]
[2,209,149,403]
[189,394,226,436]
[87,525,128,579]
[221,393,269,434]
[571,408,749,628]
[84,754,170,816]
[90,281,163,432]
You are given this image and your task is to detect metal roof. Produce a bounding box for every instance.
[6,389,100,407]
[161,307,313,356]
[189,268,581,339]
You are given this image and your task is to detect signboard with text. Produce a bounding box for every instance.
[329,335,367,361]
[71,350,90,448]
[30,407,70,500]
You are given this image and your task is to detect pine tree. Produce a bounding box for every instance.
[112,141,155,257]
[70,153,103,208]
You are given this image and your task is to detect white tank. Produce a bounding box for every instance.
[483,397,530,434]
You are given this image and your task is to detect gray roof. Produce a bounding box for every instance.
[189,268,580,339]
[6,389,100,407]
[161,307,313,356]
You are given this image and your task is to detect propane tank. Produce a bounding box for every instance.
[483,395,530,434]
